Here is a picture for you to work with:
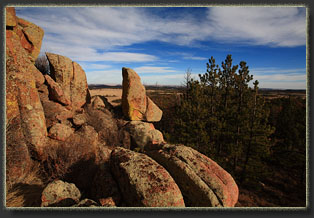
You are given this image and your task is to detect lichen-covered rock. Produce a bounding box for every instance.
[48,123,74,141]
[110,147,185,207]
[6,7,17,27]
[73,113,87,126]
[6,7,47,156]
[145,96,163,122]
[72,61,91,109]
[91,95,105,110]
[45,74,71,106]
[40,97,72,128]
[126,121,165,151]
[72,199,99,207]
[46,52,90,112]
[99,197,116,207]
[41,180,81,207]
[146,144,239,207]
[122,67,147,120]
[17,17,44,61]
[122,67,162,122]
[6,118,33,187]
[46,52,73,100]
[32,65,45,87]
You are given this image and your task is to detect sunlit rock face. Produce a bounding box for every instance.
[122,67,162,122]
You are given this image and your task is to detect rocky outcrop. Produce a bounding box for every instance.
[6,7,47,157]
[6,7,239,208]
[41,180,81,207]
[110,147,185,207]
[122,67,162,122]
[46,52,91,112]
[146,144,239,207]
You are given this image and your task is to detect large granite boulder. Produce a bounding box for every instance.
[122,67,147,120]
[122,67,162,122]
[146,144,239,207]
[41,180,81,207]
[110,147,185,207]
[46,52,91,112]
[48,123,74,141]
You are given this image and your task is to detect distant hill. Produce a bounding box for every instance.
[88,84,183,90]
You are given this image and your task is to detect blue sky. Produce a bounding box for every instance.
[15,7,306,89]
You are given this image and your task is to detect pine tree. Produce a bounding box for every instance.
[173,54,274,182]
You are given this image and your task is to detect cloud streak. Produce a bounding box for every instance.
[14,7,306,89]
[134,66,177,74]
[17,7,306,61]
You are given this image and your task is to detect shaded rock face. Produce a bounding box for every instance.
[145,96,163,122]
[40,95,73,129]
[46,52,91,112]
[122,67,162,122]
[6,118,33,188]
[126,121,165,151]
[90,163,121,206]
[44,74,71,106]
[41,180,81,207]
[6,7,47,158]
[146,144,239,207]
[110,147,185,207]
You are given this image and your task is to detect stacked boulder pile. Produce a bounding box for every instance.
[5,7,238,208]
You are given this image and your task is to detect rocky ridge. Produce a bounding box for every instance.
[5,7,238,208]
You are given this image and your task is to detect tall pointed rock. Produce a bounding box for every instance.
[121,67,162,122]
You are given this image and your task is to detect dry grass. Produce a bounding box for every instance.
[6,162,44,207]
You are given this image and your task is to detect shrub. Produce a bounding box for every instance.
[35,54,50,75]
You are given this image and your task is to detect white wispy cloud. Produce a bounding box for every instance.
[254,73,306,82]
[134,66,177,74]
[79,63,111,70]
[207,7,306,47]
[16,6,306,63]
